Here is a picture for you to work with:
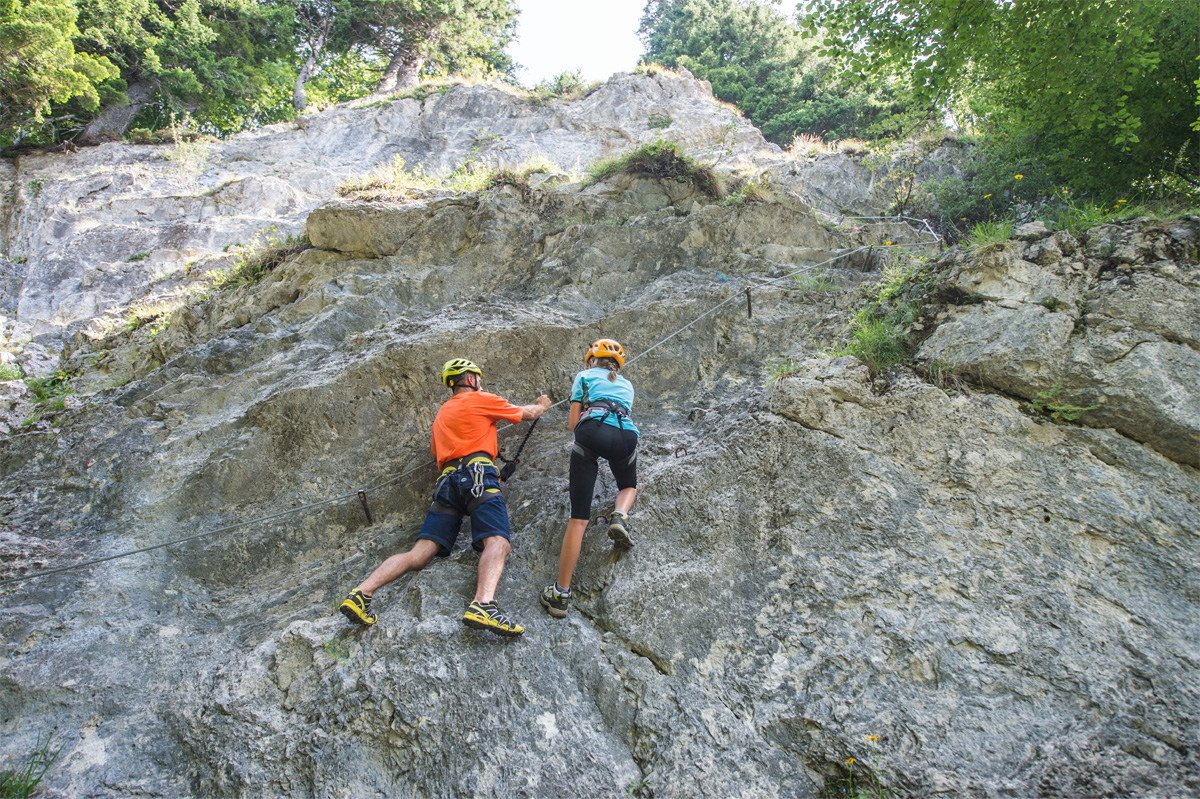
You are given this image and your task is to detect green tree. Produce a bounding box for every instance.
[283,0,517,111]
[0,0,116,144]
[69,0,295,140]
[640,0,902,145]
[802,0,1200,195]
[357,0,518,94]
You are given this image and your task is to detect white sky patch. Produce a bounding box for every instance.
[508,0,646,87]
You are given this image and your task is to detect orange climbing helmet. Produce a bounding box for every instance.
[585,338,625,368]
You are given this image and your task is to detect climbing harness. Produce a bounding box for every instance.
[584,398,632,430]
[577,371,632,432]
[437,452,496,499]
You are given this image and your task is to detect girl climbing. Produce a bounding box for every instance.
[541,338,640,618]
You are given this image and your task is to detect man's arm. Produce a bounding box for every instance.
[519,394,551,421]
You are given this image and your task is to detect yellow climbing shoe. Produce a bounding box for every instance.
[339,589,376,626]
[462,600,524,637]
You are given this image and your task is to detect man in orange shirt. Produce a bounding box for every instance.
[340,358,550,636]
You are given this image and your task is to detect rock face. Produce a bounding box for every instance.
[0,73,1197,799]
[917,220,1200,467]
[1,71,779,349]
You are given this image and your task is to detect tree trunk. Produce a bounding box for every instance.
[375,51,425,95]
[292,7,332,112]
[293,50,320,112]
[77,82,157,146]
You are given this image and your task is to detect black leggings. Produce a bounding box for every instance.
[569,418,639,520]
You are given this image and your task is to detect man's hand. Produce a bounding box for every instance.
[521,394,552,420]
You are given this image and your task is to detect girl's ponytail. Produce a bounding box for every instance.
[595,356,620,381]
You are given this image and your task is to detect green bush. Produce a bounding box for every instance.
[1031,385,1100,424]
[585,140,724,198]
[833,255,945,374]
[530,70,601,104]
[964,220,1013,251]
[843,306,914,372]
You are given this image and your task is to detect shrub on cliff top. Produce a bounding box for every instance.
[585,140,724,198]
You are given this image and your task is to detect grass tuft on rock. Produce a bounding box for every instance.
[585,140,725,198]
[0,729,61,798]
[832,254,947,374]
[964,220,1013,252]
[210,227,310,290]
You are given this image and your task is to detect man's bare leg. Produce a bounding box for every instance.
[473,535,511,604]
[357,539,440,596]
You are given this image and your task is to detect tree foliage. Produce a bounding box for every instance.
[1,0,519,146]
[353,0,518,95]
[802,0,1200,195]
[85,1,293,112]
[640,0,904,145]
[283,0,516,109]
[0,0,116,143]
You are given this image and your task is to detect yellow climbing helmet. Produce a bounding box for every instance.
[442,358,482,388]
[585,339,625,368]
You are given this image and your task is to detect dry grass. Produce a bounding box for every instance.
[788,133,829,158]
[834,138,872,155]
[788,135,873,159]
[337,155,438,200]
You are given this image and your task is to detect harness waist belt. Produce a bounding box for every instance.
[440,451,495,473]
[585,398,631,417]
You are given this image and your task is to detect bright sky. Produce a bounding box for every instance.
[508,0,647,88]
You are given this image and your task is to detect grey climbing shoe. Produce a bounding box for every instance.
[540,583,571,618]
[608,511,634,550]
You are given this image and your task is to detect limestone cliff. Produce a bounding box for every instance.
[0,72,1196,799]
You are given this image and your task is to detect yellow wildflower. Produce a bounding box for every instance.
[885,240,892,245]
[867,735,879,741]
[1118,199,1127,203]
[846,758,857,764]
[983,193,992,199]
[1014,174,1024,179]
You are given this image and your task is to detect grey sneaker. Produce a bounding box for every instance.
[540,583,571,618]
[608,511,634,550]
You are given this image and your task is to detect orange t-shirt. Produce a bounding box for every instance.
[430,390,524,468]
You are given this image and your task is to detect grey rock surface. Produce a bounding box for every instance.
[0,73,1196,799]
[917,220,1200,467]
